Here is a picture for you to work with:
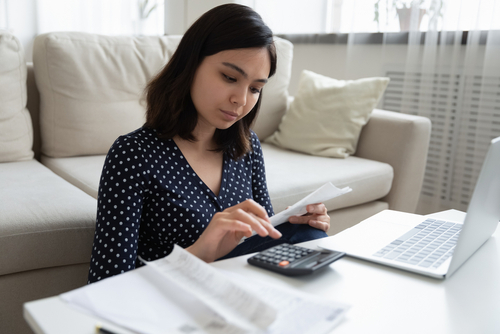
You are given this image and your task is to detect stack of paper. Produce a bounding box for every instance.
[61,245,350,333]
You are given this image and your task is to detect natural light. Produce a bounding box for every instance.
[2,0,499,36]
[255,0,500,34]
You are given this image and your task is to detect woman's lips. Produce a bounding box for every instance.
[221,110,238,121]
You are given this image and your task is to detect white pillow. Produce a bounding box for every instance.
[251,37,293,140]
[33,32,173,158]
[0,32,34,162]
[265,70,389,158]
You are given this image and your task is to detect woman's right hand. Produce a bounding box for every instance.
[186,199,281,262]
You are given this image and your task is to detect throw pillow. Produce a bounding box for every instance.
[265,70,389,158]
[0,32,34,162]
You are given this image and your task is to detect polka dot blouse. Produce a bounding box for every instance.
[87,127,273,283]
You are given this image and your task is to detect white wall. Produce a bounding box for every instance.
[164,0,241,34]
[3,0,37,61]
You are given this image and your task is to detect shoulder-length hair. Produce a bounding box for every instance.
[144,4,277,160]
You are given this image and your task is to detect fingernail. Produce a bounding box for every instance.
[289,216,298,223]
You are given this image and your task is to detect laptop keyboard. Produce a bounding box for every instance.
[373,219,462,269]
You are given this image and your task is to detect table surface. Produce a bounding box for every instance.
[24,211,500,334]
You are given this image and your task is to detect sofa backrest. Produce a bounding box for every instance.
[0,32,34,162]
[33,32,292,158]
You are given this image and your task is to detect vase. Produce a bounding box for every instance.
[397,7,426,31]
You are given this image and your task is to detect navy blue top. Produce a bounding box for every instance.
[87,127,273,283]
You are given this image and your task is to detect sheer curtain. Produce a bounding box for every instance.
[369,0,500,213]
[249,0,500,214]
[0,0,7,30]
[36,0,164,36]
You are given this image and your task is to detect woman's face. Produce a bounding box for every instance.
[190,47,271,133]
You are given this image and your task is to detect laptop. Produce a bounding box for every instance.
[320,136,500,279]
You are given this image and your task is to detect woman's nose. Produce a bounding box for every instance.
[230,86,247,107]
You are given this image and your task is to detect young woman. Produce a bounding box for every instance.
[88,4,329,284]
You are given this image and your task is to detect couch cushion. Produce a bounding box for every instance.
[33,32,174,158]
[0,160,96,276]
[262,143,394,213]
[0,32,34,162]
[42,155,106,199]
[251,37,293,140]
[40,143,392,217]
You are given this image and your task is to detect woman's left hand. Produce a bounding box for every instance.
[288,203,330,233]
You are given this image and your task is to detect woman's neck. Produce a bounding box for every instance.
[182,121,217,153]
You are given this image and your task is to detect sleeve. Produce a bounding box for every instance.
[87,136,147,284]
[250,132,274,217]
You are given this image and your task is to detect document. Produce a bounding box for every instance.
[269,182,352,227]
[61,245,349,334]
[141,245,277,332]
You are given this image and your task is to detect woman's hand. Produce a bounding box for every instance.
[288,203,330,233]
[187,199,281,262]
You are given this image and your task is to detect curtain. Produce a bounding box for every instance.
[248,0,499,214]
[0,0,7,30]
[36,0,164,36]
[366,0,500,214]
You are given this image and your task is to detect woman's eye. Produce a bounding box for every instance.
[223,74,236,82]
[250,87,261,94]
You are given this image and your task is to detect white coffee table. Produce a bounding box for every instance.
[24,210,500,334]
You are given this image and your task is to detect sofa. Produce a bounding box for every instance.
[0,31,431,333]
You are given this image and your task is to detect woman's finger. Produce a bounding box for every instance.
[217,217,255,237]
[232,209,269,236]
[289,214,328,225]
[308,220,330,232]
[306,203,328,215]
[226,199,270,222]
[228,208,282,238]
[259,218,282,239]
[224,199,281,238]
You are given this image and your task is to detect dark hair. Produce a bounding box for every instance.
[144,4,277,160]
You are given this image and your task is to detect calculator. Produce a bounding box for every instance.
[247,243,345,276]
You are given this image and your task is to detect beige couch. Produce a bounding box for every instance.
[0,32,431,333]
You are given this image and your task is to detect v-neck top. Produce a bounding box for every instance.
[87,127,273,283]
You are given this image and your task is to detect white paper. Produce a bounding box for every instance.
[221,270,350,334]
[61,264,214,334]
[142,245,277,331]
[61,246,350,334]
[62,245,277,334]
[270,182,352,227]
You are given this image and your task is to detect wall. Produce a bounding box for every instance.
[164,0,241,34]
[3,0,37,61]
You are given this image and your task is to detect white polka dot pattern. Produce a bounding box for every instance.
[87,127,273,283]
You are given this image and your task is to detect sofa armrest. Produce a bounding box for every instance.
[355,109,431,213]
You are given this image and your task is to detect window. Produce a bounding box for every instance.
[247,0,500,34]
[36,0,164,36]
[0,0,7,30]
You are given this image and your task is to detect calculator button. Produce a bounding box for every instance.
[279,260,289,267]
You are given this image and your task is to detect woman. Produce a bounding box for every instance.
[88,4,329,284]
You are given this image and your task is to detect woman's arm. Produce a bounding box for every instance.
[249,132,274,216]
[87,136,146,283]
[186,198,281,262]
